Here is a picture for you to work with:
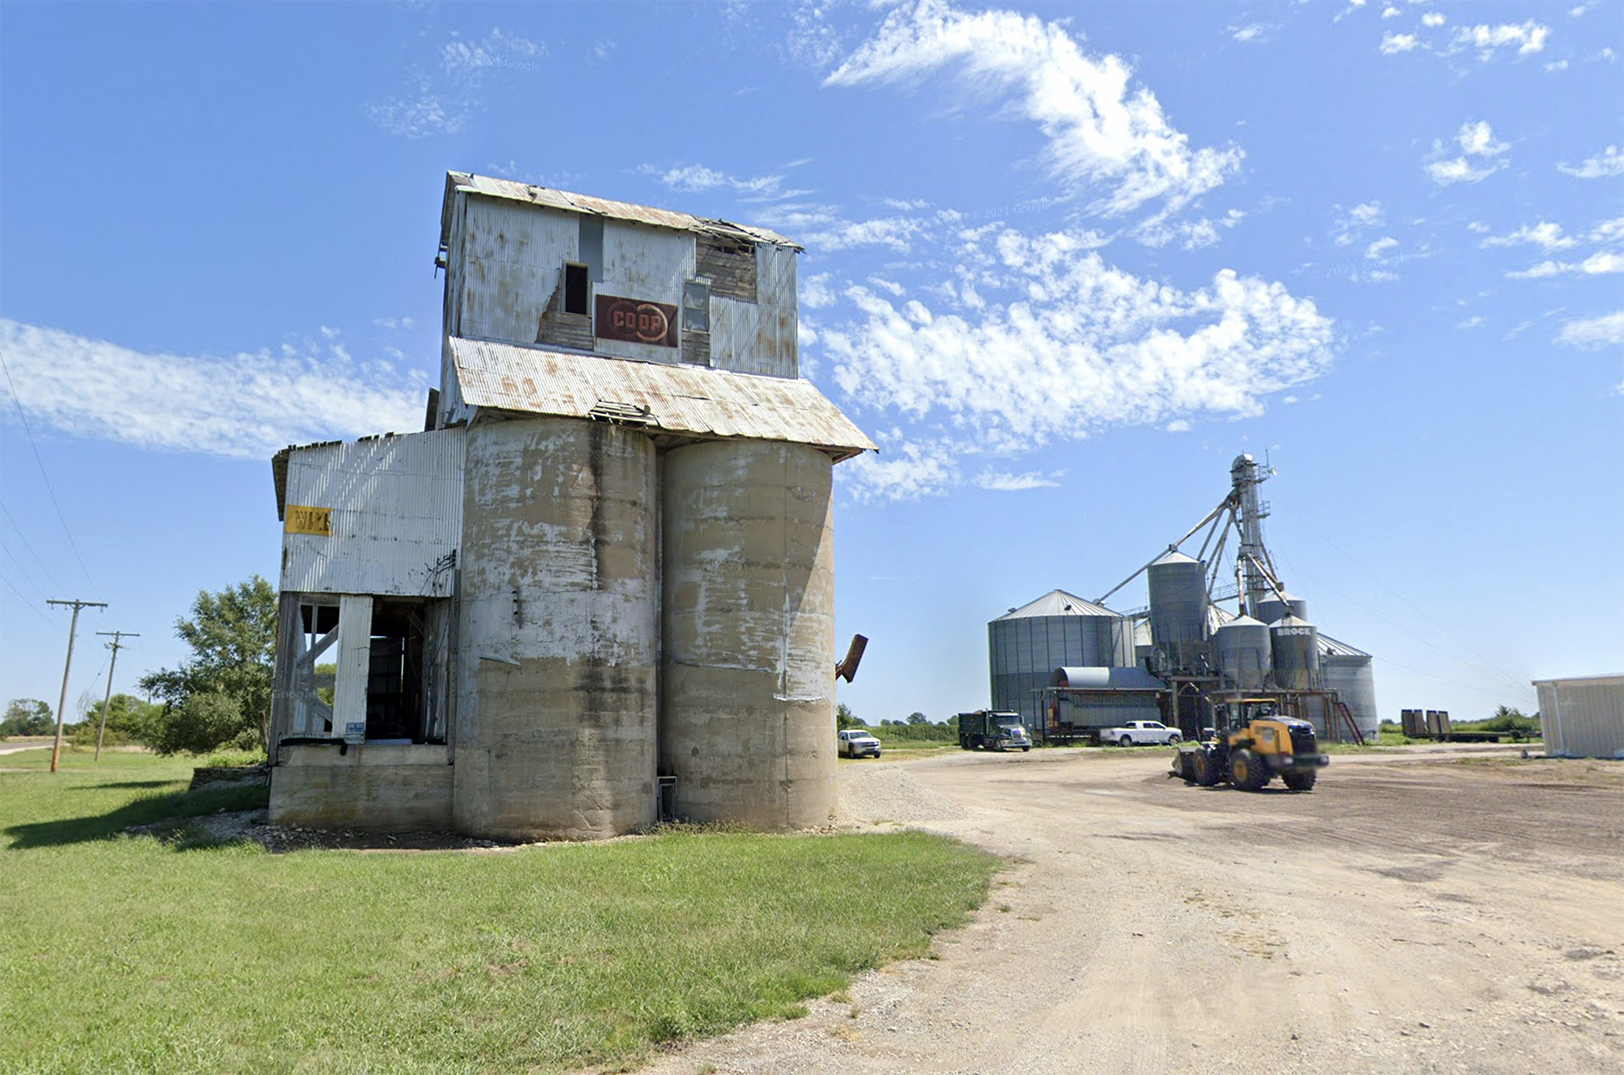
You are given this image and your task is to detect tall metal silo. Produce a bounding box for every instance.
[661,439,836,830]
[1321,639,1379,742]
[1270,615,1321,690]
[1253,591,1309,625]
[1148,552,1209,670]
[1213,615,1272,691]
[453,417,659,840]
[989,591,1133,730]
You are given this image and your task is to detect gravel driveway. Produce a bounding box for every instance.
[640,746,1624,1075]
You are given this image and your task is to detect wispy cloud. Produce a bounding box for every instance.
[0,321,427,458]
[1452,20,1550,59]
[822,226,1334,499]
[1425,120,1510,186]
[1366,236,1399,260]
[824,0,1243,218]
[1558,145,1624,178]
[1481,221,1576,252]
[369,29,546,138]
[1332,201,1385,246]
[1506,252,1624,279]
[1554,310,1624,349]
[640,162,797,199]
[975,469,1065,491]
[1379,32,1421,54]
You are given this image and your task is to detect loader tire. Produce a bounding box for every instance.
[1230,749,1270,792]
[1282,769,1317,792]
[1191,750,1222,787]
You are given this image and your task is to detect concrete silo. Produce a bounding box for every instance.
[452,418,660,840]
[989,591,1133,730]
[660,440,837,829]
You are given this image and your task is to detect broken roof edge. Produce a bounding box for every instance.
[447,336,875,462]
[440,171,803,254]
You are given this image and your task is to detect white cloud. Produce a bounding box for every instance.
[802,272,836,309]
[1422,12,1447,28]
[821,227,1335,500]
[1545,59,1570,71]
[1164,419,1192,433]
[751,201,933,252]
[975,469,1065,490]
[1135,209,1244,250]
[1366,237,1399,260]
[1230,23,1270,44]
[1380,33,1421,54]
[640,162,795,200]
[1381,6,1402,19]
[1453,21,1550,58]
[1425,120,1510,185]
[1558,145,1624,178]
[369,29,546,138]
[825,0,1243,217]
[1456,315,1486,329]
[1506,252,1624,279]
[841,439,962,501]
[1554,311,1624,349]
[1481,221,1577,251]
[1332,201,1385,246]
[0,321,428,458]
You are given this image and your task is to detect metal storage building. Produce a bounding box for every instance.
[989,590,1132,730]
[1534,674,1624,759]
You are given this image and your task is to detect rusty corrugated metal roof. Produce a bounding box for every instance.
[449,338,874,461]
[441,172,802,252]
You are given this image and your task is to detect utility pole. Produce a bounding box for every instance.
[47,599,107,773]
[93,631,138,762]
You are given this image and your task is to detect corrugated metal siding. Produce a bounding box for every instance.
[989,614,1132,727]
[449,338,874,459]
[281,428,466,597]
[593,222,694,364]
[1535,675,1624,758]
[444,172,802,251]
[459,199,579,345]
[710,297,797,378]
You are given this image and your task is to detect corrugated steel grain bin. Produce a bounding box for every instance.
[1534,674,1624,759]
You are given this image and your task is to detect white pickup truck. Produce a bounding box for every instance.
[1099,720,1182,747]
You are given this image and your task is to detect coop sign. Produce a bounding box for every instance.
[285,505,333,536]
[594,294,678,348]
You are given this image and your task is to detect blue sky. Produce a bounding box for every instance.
[2,1,1619,727]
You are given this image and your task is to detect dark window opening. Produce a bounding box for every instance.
[563,263,589,316]
[366,601,427,742]
[683,280,710,332]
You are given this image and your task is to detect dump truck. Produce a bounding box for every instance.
[958,710,1033,752]
[1172,699,1328,791]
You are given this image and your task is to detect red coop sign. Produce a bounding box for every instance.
[594,294,679,348]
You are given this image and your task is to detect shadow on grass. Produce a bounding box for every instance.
[93,779,184,790]
[4,784,269,850]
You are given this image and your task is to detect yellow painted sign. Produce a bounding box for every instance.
[285,505,333,536]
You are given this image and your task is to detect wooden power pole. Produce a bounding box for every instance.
[94,630,138,762]
[47,598,107,773]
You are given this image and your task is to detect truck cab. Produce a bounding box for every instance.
[958,710,1033,752]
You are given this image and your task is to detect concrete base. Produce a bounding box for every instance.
[270,743,453,831]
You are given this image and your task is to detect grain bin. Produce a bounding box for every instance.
[1254,591,1309,625]
[1270,615,1321,690]
[989,591,1133,730]
[1214,615,1273,691]
[661,439,836,829]
[1148,551,1208,670]
[452,417,660,840]
[1320,637,1378,741]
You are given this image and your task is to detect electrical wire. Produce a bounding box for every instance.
[0,499,64,591]
[0,571,52,622]
[0,540,50,600]
[0,353,98,593]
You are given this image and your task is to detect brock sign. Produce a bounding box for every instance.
[594,294,679,348]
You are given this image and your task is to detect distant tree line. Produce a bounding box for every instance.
[2,575,276,756]
[835,703,959,743]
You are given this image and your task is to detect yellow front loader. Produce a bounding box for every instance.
[1172,700,1329,792]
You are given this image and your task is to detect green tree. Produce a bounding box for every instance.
[140,575,277,755]
[835,702,859,730]
[907,711,928,725]
[70,693,163,748]
[1,698,55,737]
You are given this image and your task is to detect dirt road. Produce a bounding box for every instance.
[642,747,1624,1075]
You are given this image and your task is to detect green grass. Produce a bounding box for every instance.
[1,753,999,1075]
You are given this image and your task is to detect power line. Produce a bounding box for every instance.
[0,499,65,591]
[0,542,50,599]
[1,571,52,622]
[46,598,107,773]
[94,631,138,761]
[0,354,97,593]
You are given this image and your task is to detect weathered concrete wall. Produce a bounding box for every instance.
[661,440,836,829]
[453,416,659,840]
[270,744,452,830]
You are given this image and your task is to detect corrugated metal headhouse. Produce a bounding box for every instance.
[267,172,874,839]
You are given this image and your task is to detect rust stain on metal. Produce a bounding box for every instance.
[450,338,875,461]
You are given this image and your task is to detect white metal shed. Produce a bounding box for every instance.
[1533,674,1624,759]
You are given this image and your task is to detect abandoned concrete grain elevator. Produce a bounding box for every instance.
[267,172,875,839]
